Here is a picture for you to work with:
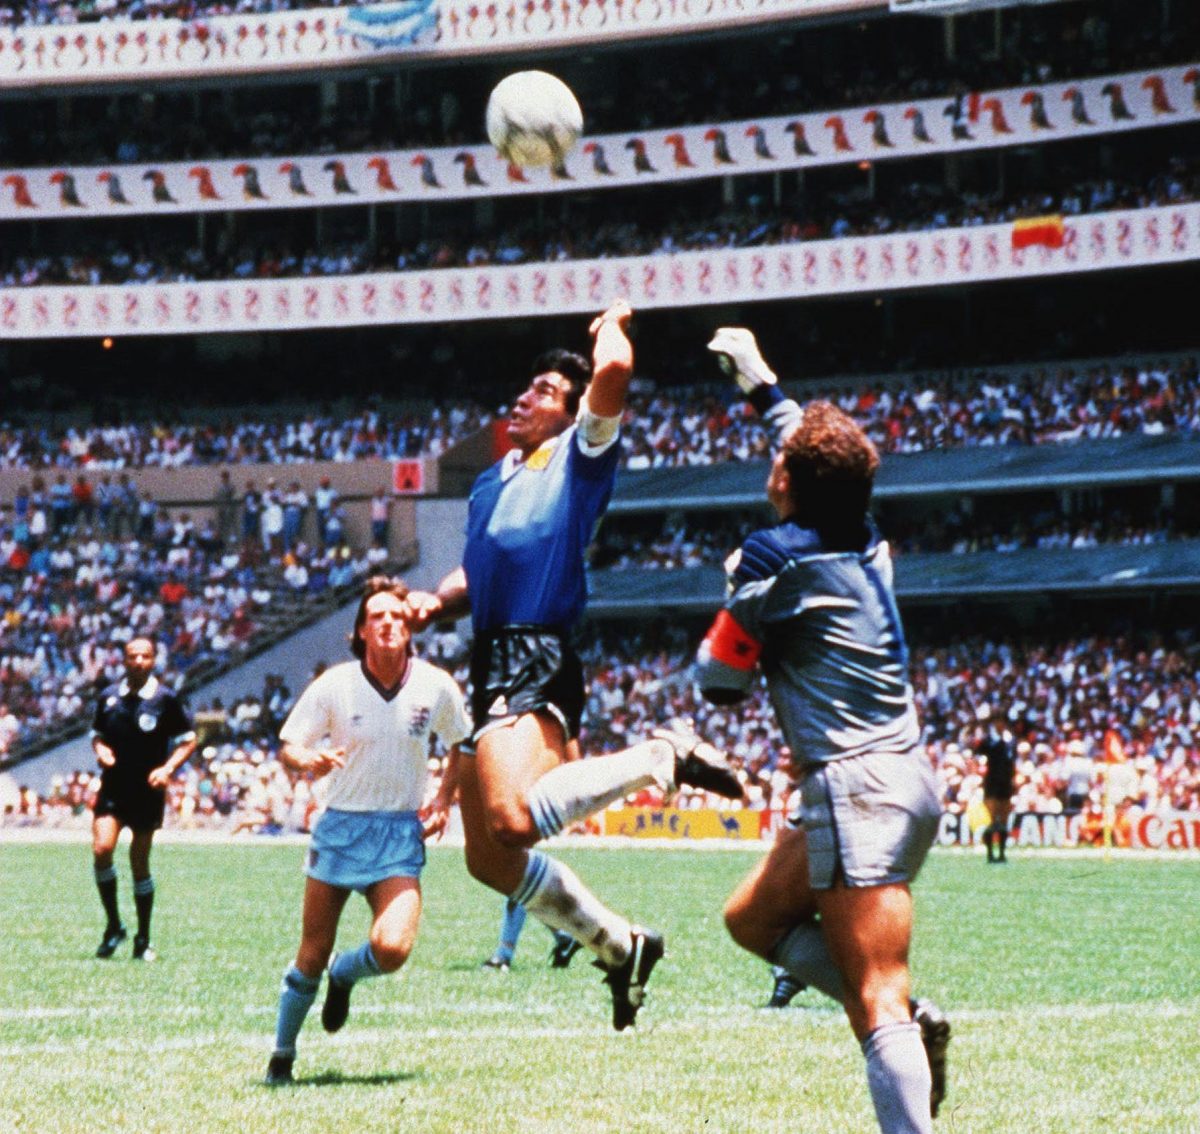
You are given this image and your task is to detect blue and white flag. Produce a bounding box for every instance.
[339,0,439,47]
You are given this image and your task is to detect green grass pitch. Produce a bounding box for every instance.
[2,842,1199,1133]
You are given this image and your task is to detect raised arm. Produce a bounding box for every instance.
[584,299,635,419]
[707,327,803,449]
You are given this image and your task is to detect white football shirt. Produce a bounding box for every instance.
[279,657,469,811]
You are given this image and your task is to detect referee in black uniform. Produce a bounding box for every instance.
[91,637,197,960]
[978,715,1016,864]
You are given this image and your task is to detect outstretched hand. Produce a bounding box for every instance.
[589,298,633,337]
[707,327,777,395]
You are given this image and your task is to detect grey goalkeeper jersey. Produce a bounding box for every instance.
[697,523,920,766]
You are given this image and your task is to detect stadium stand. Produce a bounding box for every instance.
[4,155,1197,283]
[1,4,1194,155]
[2,0,1198,863]
[7,623,1199,830]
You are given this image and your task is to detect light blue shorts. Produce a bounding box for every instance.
[799,750,941,890]
[305,808,425,892]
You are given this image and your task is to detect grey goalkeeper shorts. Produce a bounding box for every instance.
[796,749,941,890]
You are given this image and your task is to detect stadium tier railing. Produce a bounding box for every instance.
[0,0,883,88]
[585,538,1200,614]
[2,202,1196,337]
[3,63,1194,221]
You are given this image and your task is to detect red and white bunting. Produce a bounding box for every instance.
[2,63,1195,222]
[1,204,1194,338]
[0,0,878,88]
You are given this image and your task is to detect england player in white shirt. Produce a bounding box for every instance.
[266,576,469,1086]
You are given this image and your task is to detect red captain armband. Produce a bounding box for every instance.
[703,610,763,671]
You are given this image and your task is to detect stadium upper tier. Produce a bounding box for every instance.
[3,199,1197,336]
[5,6,1190,168]
[0,355,1195,471]
[4,63,1196,218]
[0,0,881,86]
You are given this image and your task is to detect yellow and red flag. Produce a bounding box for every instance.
[1011,214,1065,250]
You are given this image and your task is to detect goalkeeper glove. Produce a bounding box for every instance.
[707,327,778,395]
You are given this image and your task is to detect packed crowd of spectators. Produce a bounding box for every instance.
[6,156,1197,289]
[1,353,1196,479]
[7,622,1199,833]
[0,402,489,469]
[0,478,385,760]
[593,506,1192,569]
[2,4,1190,161]
[621,355,1200,467]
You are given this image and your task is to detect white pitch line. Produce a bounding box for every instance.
[1,999,1196,1060]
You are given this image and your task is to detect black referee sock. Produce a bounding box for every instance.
[94,866,121,931]
[133,876,155,940]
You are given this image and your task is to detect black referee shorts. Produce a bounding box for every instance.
[468,626,585,747]
[93,781,167,832]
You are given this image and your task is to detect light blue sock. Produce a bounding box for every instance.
[273,966,319,1057]
[329,942,382,987]
[862,1021,934,1134]
[494,899,527,964]
[770,923,845,1003]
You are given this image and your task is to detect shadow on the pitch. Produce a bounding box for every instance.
[293,1070,419,1088]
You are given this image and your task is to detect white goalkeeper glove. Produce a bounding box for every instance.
[707,327,778,395]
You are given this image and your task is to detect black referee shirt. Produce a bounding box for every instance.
[92,676,193,786]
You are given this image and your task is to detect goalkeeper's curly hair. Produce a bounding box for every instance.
[781,400,880,544]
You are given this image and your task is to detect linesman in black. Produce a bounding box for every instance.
[91,637,197,960]
[977,713,1016,865]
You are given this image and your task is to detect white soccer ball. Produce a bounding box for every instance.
[485,70,583,169]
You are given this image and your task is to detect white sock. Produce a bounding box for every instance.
[527,741,673,837]
[863,1021,934,1134]
[511,850,633,967]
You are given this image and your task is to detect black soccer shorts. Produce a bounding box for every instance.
[93,781,167,832]
[468,625,585,747]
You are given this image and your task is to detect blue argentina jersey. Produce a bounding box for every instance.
[696,520,920,766]
[464,423,619,632]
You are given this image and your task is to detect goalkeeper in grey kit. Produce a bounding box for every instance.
[697,328,951,1133]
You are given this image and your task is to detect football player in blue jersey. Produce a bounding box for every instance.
[698,328,950,1133]
[407,300,741,1030]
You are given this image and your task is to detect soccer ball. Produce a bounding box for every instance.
[485,70,583,169]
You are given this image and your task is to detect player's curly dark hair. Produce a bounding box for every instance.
[530,348,590,416]
[350,575,410,659]
[781,400,880,546]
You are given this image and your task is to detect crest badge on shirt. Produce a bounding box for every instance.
[138,712,158,732]
[408,706,431,737]
[524,442,555,472]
